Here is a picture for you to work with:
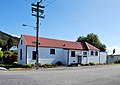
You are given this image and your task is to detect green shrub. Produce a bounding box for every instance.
[0,61,3,64]
[81,64,85,66]
[41,64,46,68]
[51,64,57,67]
[38,63,41,67]
[22,64,31,68]
[31,64,35,68]
[114,59,120,64]
[114,60,117,63]
[89,62,95,66]
[45,63,52,68]
[13,61,18,65]
[85,64,90,66]
[56,61,62,66]
[118,60,120,63]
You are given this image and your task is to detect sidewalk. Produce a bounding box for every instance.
[36,64,116,71]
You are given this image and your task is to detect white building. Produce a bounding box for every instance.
[107,52,120,64]
[9,46,18,52]
[18,34,106,65]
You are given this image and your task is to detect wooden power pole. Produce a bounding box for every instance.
[31,0,45,70]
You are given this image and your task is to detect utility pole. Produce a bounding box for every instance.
[31,0,45,70]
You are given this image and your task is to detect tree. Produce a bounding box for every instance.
[76,36,87,42]
[76,33,106,52]
[3,51,13,64]
[7,38,14,50]
[0,50,3,61]
[0,50,3,58]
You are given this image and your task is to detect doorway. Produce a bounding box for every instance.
[77,56,82,64]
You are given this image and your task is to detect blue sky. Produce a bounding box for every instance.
[0,0,120,48]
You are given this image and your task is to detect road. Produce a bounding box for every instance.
[0,65,120,85]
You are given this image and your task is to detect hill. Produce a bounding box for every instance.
[0,31,20,51]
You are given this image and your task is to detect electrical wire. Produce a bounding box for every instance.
[24,0,37,3]
[45,0,57,7]
[41,0,57,7]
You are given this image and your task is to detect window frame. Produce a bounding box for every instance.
[20,49,22,60]
[95,51,98,56]
[71,51,75,57]
[83,52,87,55]
[50,49,55,54]
[91,51,94,55]
[32,51,36,60]
[21,40,22,45]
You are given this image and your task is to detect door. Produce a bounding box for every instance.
[77,56,82,64]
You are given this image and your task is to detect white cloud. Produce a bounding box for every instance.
[11,34,20,38]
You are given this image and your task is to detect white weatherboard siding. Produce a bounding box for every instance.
[63,50,68,65]
[99,52,107,64]
[40,47,64,65]
[87,50,99,64]
[18,37,27,64]
[82,57,87,64]
[27,47,67,65]
[26,46,36,64]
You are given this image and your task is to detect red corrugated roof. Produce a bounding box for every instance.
[85,42,99,51]
[22,34,99,50]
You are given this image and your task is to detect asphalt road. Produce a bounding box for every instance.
[0,65,120,85]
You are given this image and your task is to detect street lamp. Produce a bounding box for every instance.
[22,24,36,29]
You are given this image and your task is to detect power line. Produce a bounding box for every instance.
[40,0,47,4]
[24,0,38,3]
[41,0,57,7]
[45,0,57,7]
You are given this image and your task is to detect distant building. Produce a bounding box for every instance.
[18,34,107,65]
[107,52,120,64]
[9,46,18,52]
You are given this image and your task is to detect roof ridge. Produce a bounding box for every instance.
[85,42,99,51]
[22,34,76,43]
[21,34,99,50]
[85,42,90,49]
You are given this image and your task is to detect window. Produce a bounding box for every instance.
[50,49,55,54]
[91,51,94,55]
[83,56,87,57]
[83,52,87,55]
[32,51,36,60]
[20,49,22,60]
[21,40,22,45]
[95,51,98,56]
[71,51,75,57]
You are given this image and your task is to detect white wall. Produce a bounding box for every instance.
[62,50,68,65]
[87,50,99,64]
[99,52,107,64]
[18,37,27,64]
[27,47,67,65]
